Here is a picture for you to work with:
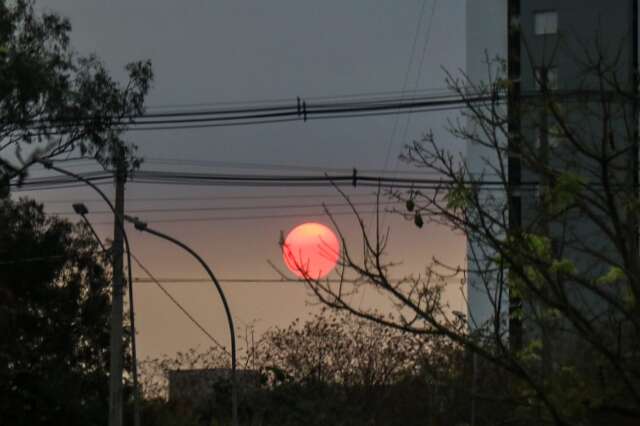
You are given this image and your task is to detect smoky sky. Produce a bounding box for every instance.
[29,0,467,359]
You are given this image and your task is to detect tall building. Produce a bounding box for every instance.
[465,0,508,332]
[465,0,639,349]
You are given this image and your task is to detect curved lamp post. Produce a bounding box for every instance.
[39,160,141,426]
[125,215,238,426]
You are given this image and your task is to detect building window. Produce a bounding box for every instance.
[535,125,564,151]
[534,11,558,35]
[535,67,558,90]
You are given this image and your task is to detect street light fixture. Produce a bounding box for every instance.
[73,203,107,252]
[39,160,141,426]
[71,203,141,426]
[72,203,89,216]
[125,215,238,426]
[44,160,237,426]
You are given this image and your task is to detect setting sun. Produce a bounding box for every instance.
[282,222,340,279]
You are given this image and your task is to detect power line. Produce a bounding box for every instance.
[129,102,467,131]
[37,192,379,205]
[31,92,464,125]
[132,276,463,284]
[49,200,399,215]
[9,173,113,189]
[130,252,230,354]
[120,104,465,132]
[11,181,115,192]
[12,177,431,191]
[390,0,439,179]
[12,168,543,191]
[12,88,609,135]
[23,93,480,134]
[35,156,441,178]
[140,157,443,176]
[139,93,459,120]
[367,3,441,313]
[84,209,384,225]
[361,1,439,311]
[382,0,431,183]
[132,170,502,185]
[133,277,330,284]
[144,87,454,111]
[126,170,524,192]
[0,252,463,282]
[123,116,298,132]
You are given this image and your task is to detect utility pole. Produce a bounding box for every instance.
[109,146,126,426]
[470,352,477,426]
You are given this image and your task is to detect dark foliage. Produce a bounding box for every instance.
[0,0,153,190]
[0,198,129,425]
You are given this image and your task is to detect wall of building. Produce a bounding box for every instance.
[465,0,508,331]
[465,0,639,338]
[515,0,638,361]
[465,2,640,373]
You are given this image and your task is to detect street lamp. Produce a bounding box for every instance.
[73,203,107,252]
[39,160,141,426]
[125,215,238,426]
[72,203,89,216]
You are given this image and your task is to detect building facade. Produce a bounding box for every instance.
[466,0,639,350]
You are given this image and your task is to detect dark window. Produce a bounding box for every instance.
[534,11,558,35]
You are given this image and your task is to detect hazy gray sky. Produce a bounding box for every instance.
[28,0,467,360]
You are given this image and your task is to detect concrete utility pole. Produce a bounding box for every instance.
[109,149,126,426]
[470,352,477,426]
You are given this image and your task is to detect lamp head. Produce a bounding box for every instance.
[72,203,89,216]
[125,215,148,231]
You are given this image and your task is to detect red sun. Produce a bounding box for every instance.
[282,222,340,279]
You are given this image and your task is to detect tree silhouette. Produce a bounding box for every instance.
[0,198,133,425]
[301,35,640,426]
[0,0,153,193]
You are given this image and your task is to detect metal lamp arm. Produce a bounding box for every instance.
[127,219,238,426]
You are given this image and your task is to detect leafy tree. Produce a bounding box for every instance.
[259,309,421,386]
[0,0,153,193]
[0,1,152,423]
[0,198,131,425]
[298,32,640,426]
[140,310,466,426]
[256,310,464,426]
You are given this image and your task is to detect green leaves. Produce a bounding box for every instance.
[517,338,543,364]
[596,266,625,285]
[550,258,577,276]
[555,172,585,197]
[543,172,585,214]
[495,78,514,90]
[445,182,472,212]
[0,0,153,184]
[523,233,552,261]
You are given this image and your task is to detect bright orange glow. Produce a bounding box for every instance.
[282,222,340,279]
